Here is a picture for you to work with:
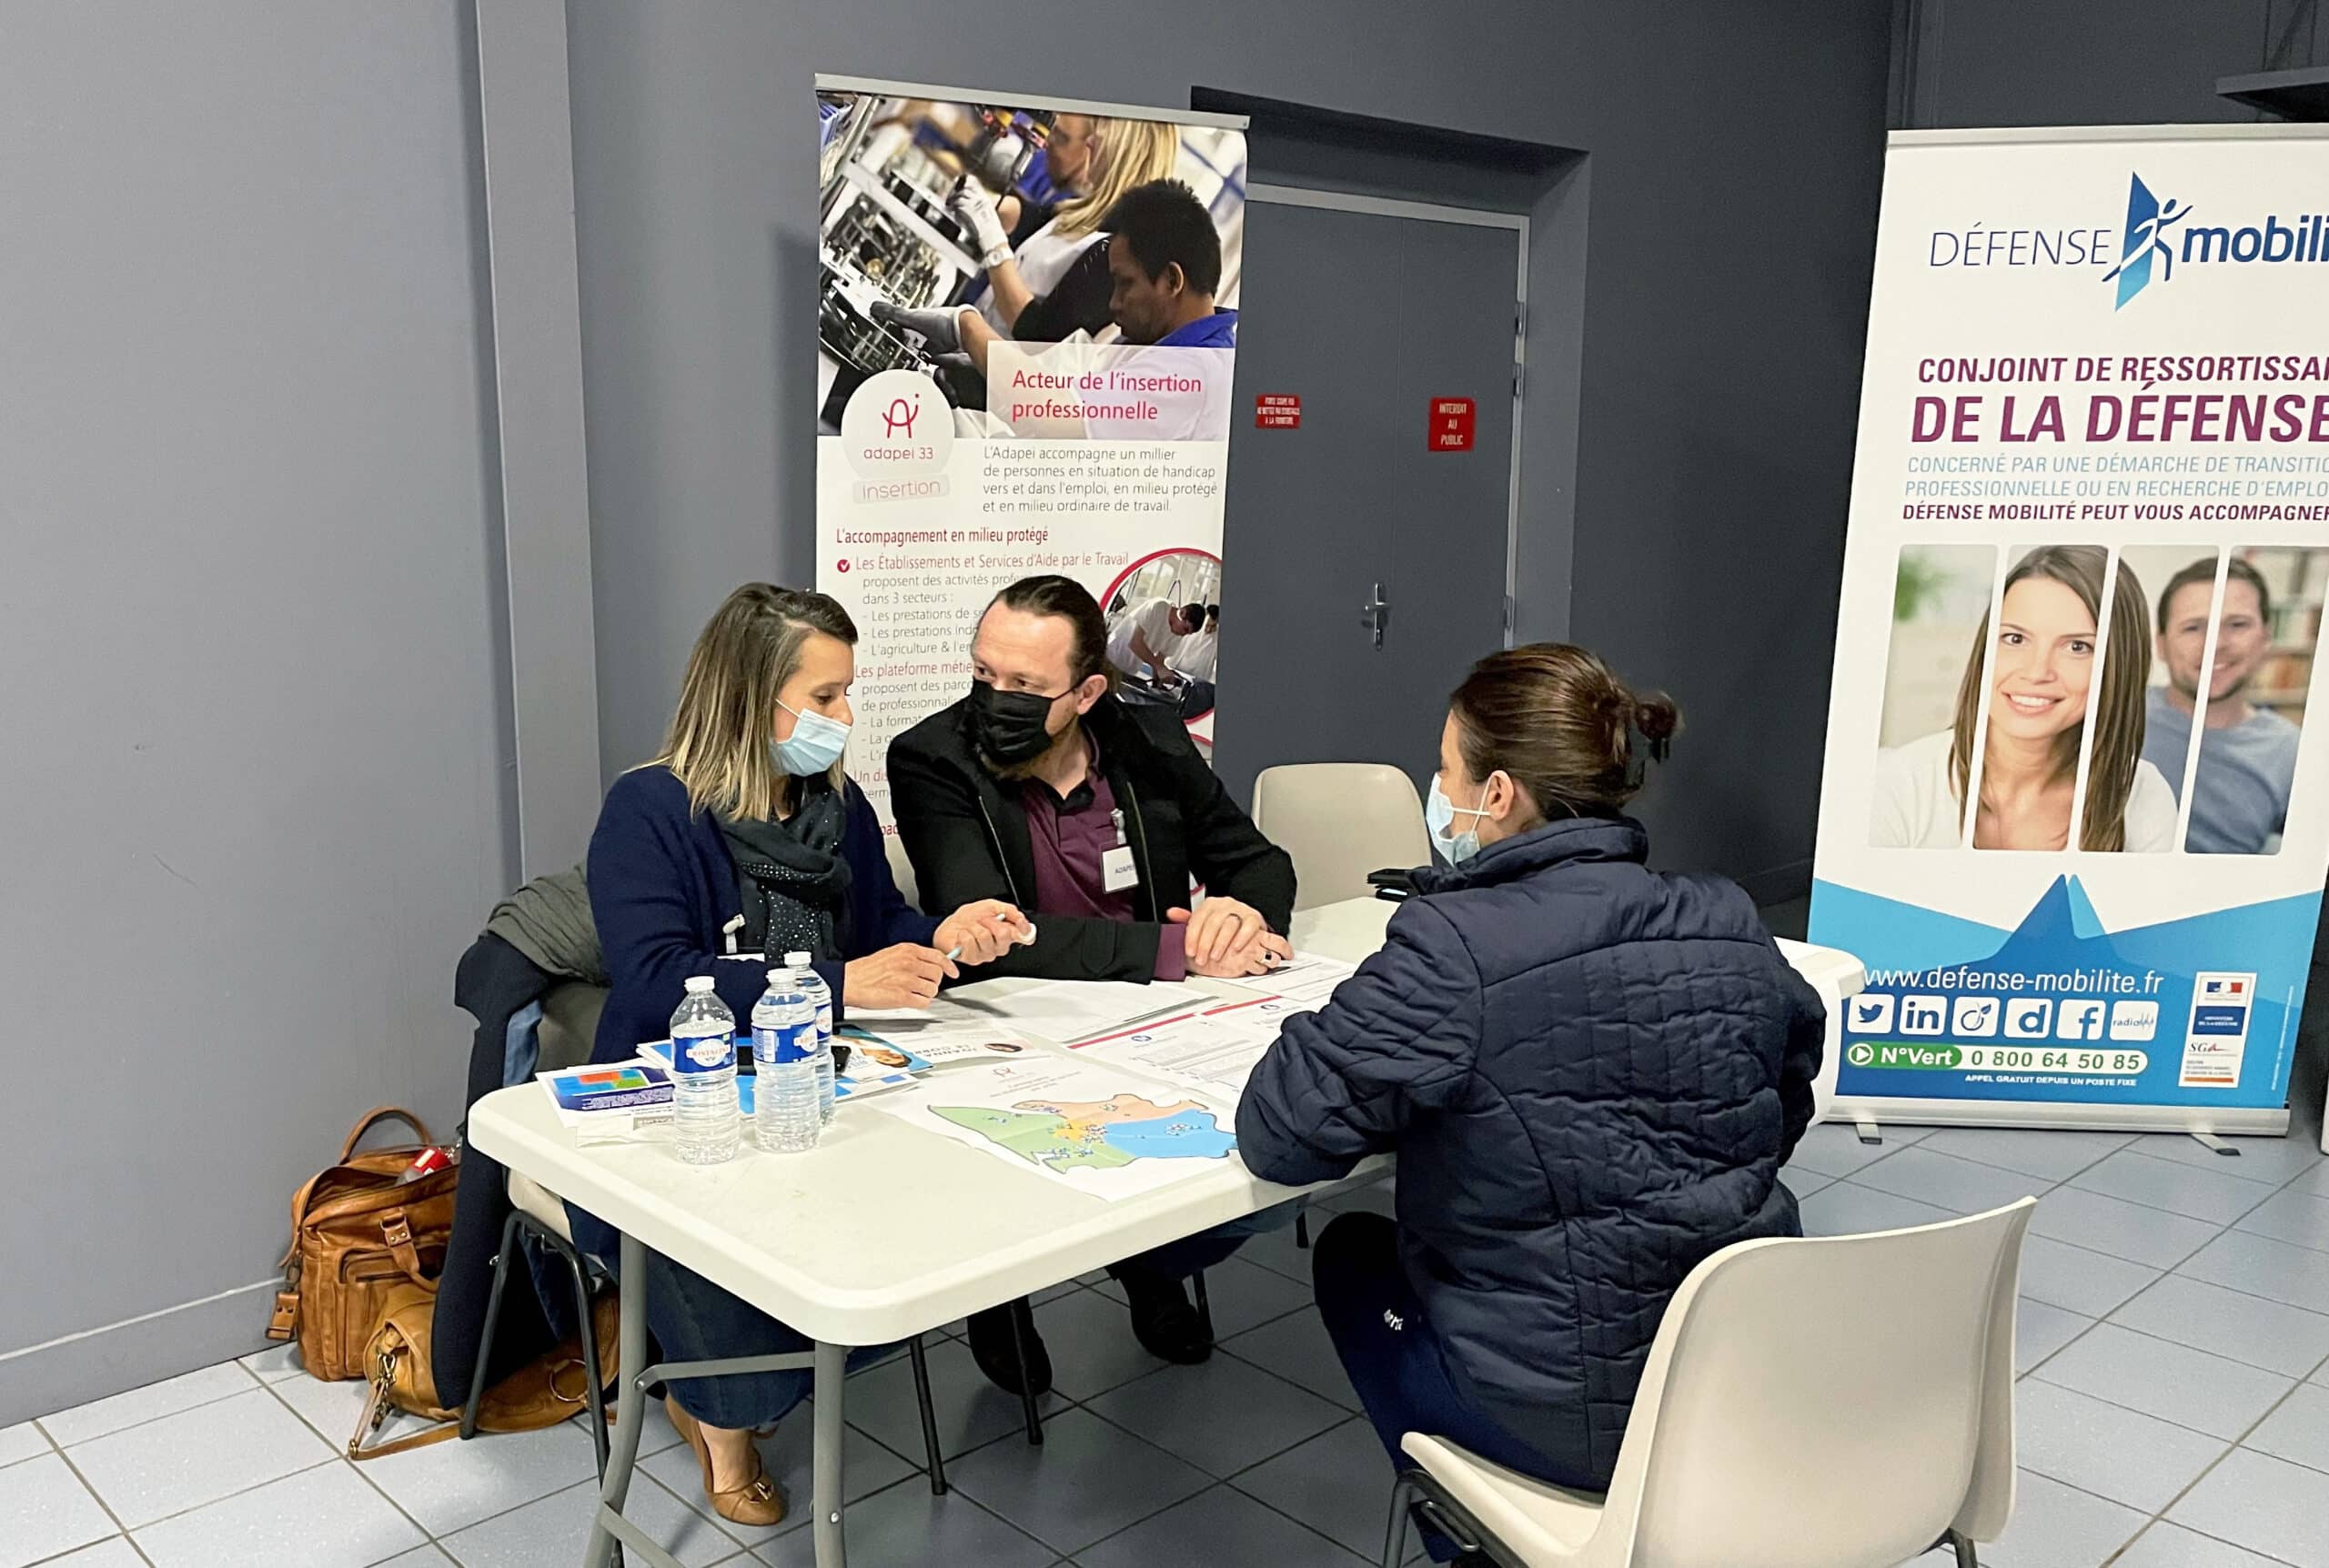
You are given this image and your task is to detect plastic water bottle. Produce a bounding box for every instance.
[669,976,739,1165]
[752,967,822,1153]
[784,950,837,1125]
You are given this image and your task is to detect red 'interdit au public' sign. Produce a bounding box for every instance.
[1429,397,1475,451]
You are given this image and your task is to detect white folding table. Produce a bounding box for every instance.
[465,896,1863,1568]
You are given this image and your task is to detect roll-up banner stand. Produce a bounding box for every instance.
[814,76,1247,820]
[1810,126,2329,1135]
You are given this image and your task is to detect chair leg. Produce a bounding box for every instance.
[532,1217,610,1482]
[1296,1210,1312,1250]
[1949,1529,1979,1567]
[1192,1270,1215,1342]
[1382,1475,1417,1568]
[907,1336,948,1495]
[1007,1299,1044,1447]
[462,1210,525,1441]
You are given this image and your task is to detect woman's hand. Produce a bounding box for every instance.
[950,178,1011,266]
[934,900,1033,966]
[844,944,960,1010]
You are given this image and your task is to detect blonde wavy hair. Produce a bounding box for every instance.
[649,584,857,822]
[1054,117,1183,239]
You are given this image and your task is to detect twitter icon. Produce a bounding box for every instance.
[1846,994,1895,1034]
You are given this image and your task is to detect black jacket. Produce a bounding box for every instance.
[887,692,1296,980]
[1236,817,1824,1489]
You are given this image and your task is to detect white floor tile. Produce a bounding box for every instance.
[360,1417,600,1538]
[441,1472,737,1568]
[1795,1181,1954,1238]
[2244,1382,2329,1475]
[2179,1230,2329,1313]
[2112,1522,2288,1568]
[948,1407,1212,1557]
[133,1458,425,1568]
[2013,1237,2163,1318]
[1979,1470,2145,1568]
[238,1342,308,1384]
[40,1363,257,1448]
[1845,1146,2045,1214]
[2171,1446,2329,1566]
[2071,1149,2284,1224]
[2109,1273,2329,1378]
[752,1479,1057,1568]
[2013,1299,2094,1374]
[2028,1186,2222,1269]
[376,1551,457,1568]
[0,1453,119,1568]
[2012,1379,2226,1511]
[2132,1131,2324,1187]
[264,1365,373,1446]
[0,1422,49,1470]
[1913,1126,2132,1181]
[1786,1122,1931,1180]
[2032,1322,2294,1441]
[26,1541,146,1568]
[66,1386,334,1530]
[2239,1189,2329,1255]
[1780,1167,1839,1200]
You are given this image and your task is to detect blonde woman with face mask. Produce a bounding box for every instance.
[576,584,1027,1525]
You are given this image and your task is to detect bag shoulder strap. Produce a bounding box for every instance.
[338,1106,434,1165]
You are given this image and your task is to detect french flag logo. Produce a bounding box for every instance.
[2205,978,2248,998]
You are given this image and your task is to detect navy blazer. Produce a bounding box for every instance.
[585,765,938,1065]
[1236,816,1824,1491]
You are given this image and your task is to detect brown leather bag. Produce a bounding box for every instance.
[348,1280,619,1459]
[267,1107,458,1382]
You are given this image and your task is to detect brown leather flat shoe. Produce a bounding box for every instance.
[664,1396,786,1527]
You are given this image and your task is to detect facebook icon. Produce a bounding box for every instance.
[2056,1000,2108,1042]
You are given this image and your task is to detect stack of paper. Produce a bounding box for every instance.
[538,1062,674,1142]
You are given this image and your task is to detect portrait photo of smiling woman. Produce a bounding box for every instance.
[1870,544,2177,852]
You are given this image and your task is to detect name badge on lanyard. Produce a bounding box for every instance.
[1102,807,1140,893]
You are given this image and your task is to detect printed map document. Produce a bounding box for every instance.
[870,1054,1240,1199]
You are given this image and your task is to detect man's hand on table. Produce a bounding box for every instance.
[1169,900,1292,979]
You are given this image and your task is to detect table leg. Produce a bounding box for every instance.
[812,1340,850,1568]
[583,1232,652,1568]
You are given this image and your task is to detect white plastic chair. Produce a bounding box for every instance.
[1251,763,1432,910]
[1385,1200,2034,1568]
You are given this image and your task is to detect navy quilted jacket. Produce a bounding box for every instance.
[1235,816,1824,1488]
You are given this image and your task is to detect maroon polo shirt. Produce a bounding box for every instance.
[1018,732,1186,980]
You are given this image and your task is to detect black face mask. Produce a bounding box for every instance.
[968,679,1069,767]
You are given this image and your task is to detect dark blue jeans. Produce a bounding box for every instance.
[1313,1211,1581,1562]
[638,1250,891,1428]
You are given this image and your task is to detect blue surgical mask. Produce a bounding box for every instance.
[1427,776,1492,866]
[773,701,852,776]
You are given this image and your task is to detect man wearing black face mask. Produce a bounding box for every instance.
[888,573,1298,1382]
[890,574,1294,987]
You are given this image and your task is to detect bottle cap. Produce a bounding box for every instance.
[784,950,813,967]
[684,976,715,993]
[768,966,795,986]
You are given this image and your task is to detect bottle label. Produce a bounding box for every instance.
[754,1020,814,1066]
[673,1030,734,1074]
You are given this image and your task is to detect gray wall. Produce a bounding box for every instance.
[1898,0,2274,128]
[567,0,1892,893]
[0,3,511,1420]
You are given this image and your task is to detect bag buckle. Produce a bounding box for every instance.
[380,1213,413,1251]
[267,1292,299,1342]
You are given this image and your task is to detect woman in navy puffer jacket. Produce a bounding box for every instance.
[1236,643,1824,1515]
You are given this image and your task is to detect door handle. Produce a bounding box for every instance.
[1359,583,1389,649]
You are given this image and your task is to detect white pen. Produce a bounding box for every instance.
[948,911,1038,962]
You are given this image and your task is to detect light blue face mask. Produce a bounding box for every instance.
[773,701,852,777]
[1427,776,1493,866]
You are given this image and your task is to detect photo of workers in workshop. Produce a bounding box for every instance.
[1104,549,1221,729]
[816,90,1245,439]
